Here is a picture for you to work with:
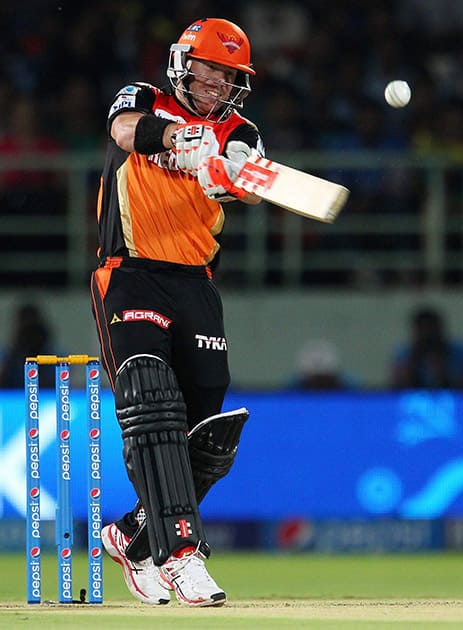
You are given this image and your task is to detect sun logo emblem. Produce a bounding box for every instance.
[216,32,243,54]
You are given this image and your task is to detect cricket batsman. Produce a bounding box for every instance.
[90,17,264,606]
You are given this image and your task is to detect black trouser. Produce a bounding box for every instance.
[91,257,230,429]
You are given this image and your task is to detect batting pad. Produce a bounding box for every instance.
[116,355,207,565]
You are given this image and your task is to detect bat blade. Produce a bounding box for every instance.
[235,155,349,223]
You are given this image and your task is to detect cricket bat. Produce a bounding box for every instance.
[235,153,349,223]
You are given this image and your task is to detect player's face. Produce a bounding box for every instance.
[187,59,238,115]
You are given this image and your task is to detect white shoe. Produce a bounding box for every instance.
[159,545,226,607]
[102,523,170,605]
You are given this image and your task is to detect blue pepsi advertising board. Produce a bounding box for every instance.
[2,389,463,522]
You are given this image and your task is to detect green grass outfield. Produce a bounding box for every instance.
[2,551,463,628]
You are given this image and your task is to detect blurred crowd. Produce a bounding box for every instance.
[287,304,463,391]
[1,1,463,287]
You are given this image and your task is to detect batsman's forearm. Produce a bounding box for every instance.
[162,122,180,150]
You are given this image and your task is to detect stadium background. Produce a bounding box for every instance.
[2,0,463,560]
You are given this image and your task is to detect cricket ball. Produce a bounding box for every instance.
[384,80,411,108]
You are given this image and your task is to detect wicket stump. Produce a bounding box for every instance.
[25,354,103,604]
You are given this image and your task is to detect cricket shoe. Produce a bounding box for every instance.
[159,544,226,607]
[101,523,170,605]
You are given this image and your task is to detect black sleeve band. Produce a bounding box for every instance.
[133,114,171,155]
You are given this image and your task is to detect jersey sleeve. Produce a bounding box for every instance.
[225,122,265,158]
[107,83,158,131]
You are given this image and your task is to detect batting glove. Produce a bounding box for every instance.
[173,123,220,176]
[197,141,253,201]
[197,155,247,200]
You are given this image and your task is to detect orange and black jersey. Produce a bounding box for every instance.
[96,83,264,268]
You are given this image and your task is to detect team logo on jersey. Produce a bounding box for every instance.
[110,313,122,324]
[217,32,244,54]
[109,93,136,118]
[115,85,142,97]
[119,85,136,94]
